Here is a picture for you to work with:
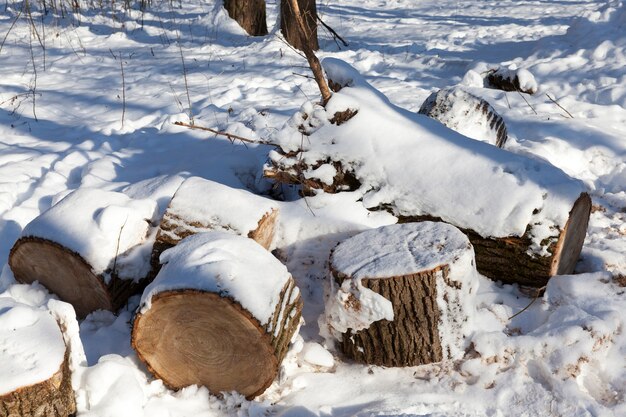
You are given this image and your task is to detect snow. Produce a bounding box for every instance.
[21,188,158,280]
[0,0,625,415]
[160,176,278,241]
[0,296,67,396]
[140,232,295,326]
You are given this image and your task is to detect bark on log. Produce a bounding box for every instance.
[8,188,157,319]
[151,177,279,274]
[326,222,478,367]
[419,87,508,148]
[224,0,268,36]
[485,67,538,95]
[133,232,302,399]
[399,192,592,288]
[0,301,76,417]
[281,0,319,51]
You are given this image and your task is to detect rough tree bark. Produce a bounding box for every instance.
[224,0,268,36]
[0,301,76,417]
[281,0,319,51]
[133,232,303,399]
[327,222,478,367]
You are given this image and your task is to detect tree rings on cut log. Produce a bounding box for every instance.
[419,87,508,148]
[152,177,279,272]
[0,299,76,417]
[326,222,479,367]
[9,188,158,319]
[133,232,302,399]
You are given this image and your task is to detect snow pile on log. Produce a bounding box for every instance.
[271,58,583,245]
[18,188,158,279]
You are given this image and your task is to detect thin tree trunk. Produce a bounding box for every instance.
[281,0,319,51]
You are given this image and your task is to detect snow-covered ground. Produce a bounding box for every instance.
[0,0,625,415]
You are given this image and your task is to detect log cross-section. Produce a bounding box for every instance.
[133,232,302,399]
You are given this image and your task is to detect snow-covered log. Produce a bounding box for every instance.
[0,299,76,417]
[325,222,478,367]
[418,86,508,148]
[485,67,538,95]
[132,232,302,399]
[9,188,158,319]
[152,177,279,272]
[267,58,591,288]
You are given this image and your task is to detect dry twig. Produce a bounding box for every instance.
[546,93,574,119]
[173,121,277,146]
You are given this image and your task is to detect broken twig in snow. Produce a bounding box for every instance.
[173,121,276,146]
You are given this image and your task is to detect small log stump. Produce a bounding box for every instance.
[485,67,538,95]
[9,188,158,319]
[133,232,302,399]
[0,299,76,417]
[326,222,478,367]
[419,87,508,148]
[152,177,279,272]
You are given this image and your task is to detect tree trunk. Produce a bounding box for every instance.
[399,192,592,289]
[326,222,478,367]
[133,232,303,399]
[224,0,268,36]
[9,188,157,319]
[281,0,319,51]
[0,301,76,417]
[151,176,279,274]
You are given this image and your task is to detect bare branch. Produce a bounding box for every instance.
[173,121,277,146]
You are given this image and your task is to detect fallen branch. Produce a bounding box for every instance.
[317,16,348,47]
[173,121,276,146]
[546,93,574,119]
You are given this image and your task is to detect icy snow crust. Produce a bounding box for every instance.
[162,176,277,238]
[272,58,584,246]
[21,188,158,279]
[140,232,294,325]
[327,222,478,359]
[0,298,66,395]
[0,0,625,415]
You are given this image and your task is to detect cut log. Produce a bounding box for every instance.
[0,299,76,417]
[152,177,279,274]
[224,0,268,36]
[325,222,478,367]
[418,86,508,148]
[268,58,591,288]
[9,188,158,319]
[133,232,302,399]
[485,67,538,95]
[399,192,592,288]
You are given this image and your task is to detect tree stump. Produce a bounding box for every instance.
[281,0,319,51]
[9,188,158,319]
[0,299,76,417]
[325,222,478,367]
[133,232,303,399]
[418,87,508,148]
[224,0,268,36]
[152,177,279,273]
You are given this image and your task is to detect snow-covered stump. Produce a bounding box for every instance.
[152,177,279,272]
[132,232,302,399]
[9,188,158,319]
[326,222,478,367]
[0,299,76,417]
[418,87,508,148]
